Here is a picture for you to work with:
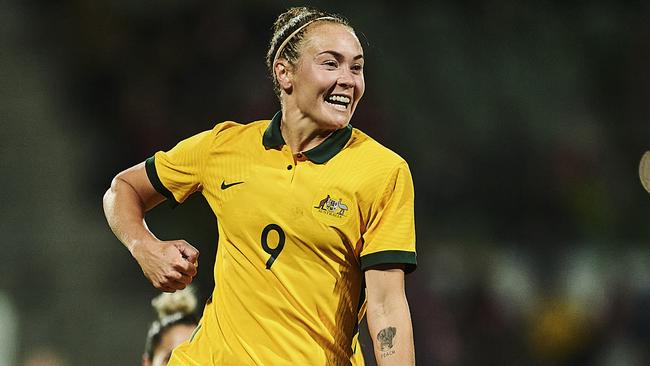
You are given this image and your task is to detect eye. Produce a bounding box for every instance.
[351,64,364,74]
[323,60,338,69]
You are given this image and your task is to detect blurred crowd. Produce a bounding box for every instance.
[1,0,648,365]
[407,243,650,365]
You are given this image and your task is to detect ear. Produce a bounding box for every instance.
[274,59,293,93]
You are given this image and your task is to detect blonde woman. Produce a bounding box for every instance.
[104,7,417,365]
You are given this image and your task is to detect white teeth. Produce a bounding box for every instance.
[326,95,350,104]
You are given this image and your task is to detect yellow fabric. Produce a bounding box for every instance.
[150,118,416,365]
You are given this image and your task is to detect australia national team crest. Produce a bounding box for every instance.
[314,194,349,218]
[312,190,353,225]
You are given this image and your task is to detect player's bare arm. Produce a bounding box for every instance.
[103,162,199,292]
[365,264,415,366]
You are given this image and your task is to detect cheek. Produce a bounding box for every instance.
[297,62,320,82]
[356,77,366,99]
[310,70,334,91]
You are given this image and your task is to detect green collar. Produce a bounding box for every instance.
[262,111,353,164]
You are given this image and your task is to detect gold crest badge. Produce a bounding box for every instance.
[314,194,349,218]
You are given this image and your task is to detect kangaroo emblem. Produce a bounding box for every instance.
[314,194,331,209]
[314,195,349,217]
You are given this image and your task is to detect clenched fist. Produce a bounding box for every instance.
[131,239,199,292]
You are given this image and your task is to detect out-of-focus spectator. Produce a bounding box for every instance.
[22,348,66,366]
[142,287,199,366]
[0,292,17,366]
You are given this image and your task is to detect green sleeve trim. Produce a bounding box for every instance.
[360,250,417,274]
[145,156,179,207]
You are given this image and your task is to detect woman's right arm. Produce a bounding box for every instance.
[103,162,199,292]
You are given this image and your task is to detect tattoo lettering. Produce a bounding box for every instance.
[377,326,397,358]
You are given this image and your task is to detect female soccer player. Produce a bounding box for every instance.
[104,7,416,365]
[142,288,199,366]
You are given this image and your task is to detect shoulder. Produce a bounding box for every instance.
[335,127,413,201]
[189,118,271,151]
[346,127,409,171]
[207,119,269,141]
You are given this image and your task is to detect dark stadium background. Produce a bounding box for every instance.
[1,0,648,365]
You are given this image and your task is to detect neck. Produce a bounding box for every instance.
[280,108,336,154]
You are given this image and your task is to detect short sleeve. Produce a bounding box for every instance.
[145,130,213,206]
[360,161,417,273]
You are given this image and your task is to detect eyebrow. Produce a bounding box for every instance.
[317,50,364,61]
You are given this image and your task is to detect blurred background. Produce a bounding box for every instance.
[1,0,649,365]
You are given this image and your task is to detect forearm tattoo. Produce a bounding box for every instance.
[377,326,397,358]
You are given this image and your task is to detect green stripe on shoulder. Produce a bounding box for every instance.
[145,156,179,207]
[360,250,417,274]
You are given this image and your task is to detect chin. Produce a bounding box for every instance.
[319,110,352,130]
[332,116,350,128]
[325,117,350,130]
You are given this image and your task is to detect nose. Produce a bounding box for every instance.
[337,69,355,89]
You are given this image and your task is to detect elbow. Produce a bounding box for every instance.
[103,174,127,213]
[102,177,119,214]
[102,185,114,210]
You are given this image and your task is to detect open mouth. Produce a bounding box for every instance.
[325,94,351,109]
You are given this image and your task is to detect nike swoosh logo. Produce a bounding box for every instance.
[221,180,244,190]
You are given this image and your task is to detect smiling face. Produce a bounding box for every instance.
[278,22,365,130]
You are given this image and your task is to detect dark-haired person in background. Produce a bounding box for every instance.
[104,7,416,365]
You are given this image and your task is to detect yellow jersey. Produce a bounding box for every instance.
[146,112,416,365]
